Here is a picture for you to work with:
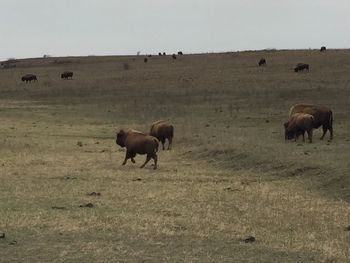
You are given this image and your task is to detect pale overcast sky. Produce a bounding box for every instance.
[1,0,349,60]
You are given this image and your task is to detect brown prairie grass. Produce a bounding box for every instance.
[0,50,350,262]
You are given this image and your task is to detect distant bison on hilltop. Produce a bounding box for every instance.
[21,74,37,83]
[116,129,159,169]
[150,120,174,150]
[61,71,73,80]
[284,113,315,143]
[286,104,333,141]
[258,58,266,66]
[320,46,326,52]
[178,51,183,55]
[294,63,309,72]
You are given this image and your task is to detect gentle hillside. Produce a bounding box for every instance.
[1,50,350,262]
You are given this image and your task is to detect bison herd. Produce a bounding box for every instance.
[258,46,328,71]
[116,120,173,170]
[115,103,333,170]
[16,49,334,170]
[21,71,73,83]
[284,104,333,143]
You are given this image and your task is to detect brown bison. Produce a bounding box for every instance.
[61,71,73,79]
[150,120,174,150]
[116,129,159,169]
[21,74,37,83]
[258,58,266,66]
[287,104,333,140]
[320,46,326,52]
[158,52,162,56]
[284,113,314,143]
[294,63,309,72]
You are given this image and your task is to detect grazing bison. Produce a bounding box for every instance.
[150,120,174,150]
[287,104,333,140]
[158,52,162,56]
[61,71,73,80]
[320,46,326,52]
[21,74,37,83]
[284,113,315,143]
[294,63,309,72]
[144,58,148,63]
[178,51,183,55]
[172,54,177,59]
[116,129,159,169]
[258,58,266,66]
[163,52,166,56]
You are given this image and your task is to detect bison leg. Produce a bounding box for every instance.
[122,151,133,165]
[140,155,151,168]
[122,155,128,165]
[153,153,158,169]
[320,126,327,140]
[307,130,313,143]
[302,132,305,143]
[161,138,166,150]
[167,137,172,150]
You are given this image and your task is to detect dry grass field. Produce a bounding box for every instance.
[1,50,350,262]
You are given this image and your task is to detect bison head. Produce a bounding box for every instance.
[284,121,293,140]
[285,129,296,140]
[116,130,126,147]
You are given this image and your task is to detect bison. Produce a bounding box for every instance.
[116,129,159,169]
[21,74,37,83]
[287,104,333,140]
[320,46,326,52]
[144,58,148,63]
[178,51,183,55]
[61,71,73,80]
[284,113,314,143]
[294,63,309,72]
[158,52,162,56]
[150,120,174,150]
[258,58,266,66]
[172,54,177,59]
[163,52,166,56]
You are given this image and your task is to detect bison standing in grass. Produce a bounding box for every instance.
[150,120,174,150]
[61,71,73,80]
[294,63,309,72]
[284,113,315,143]
[258,58,266,66]
[320,46,326,52]
[21,74,37,83]
[116,129,159,169]
[285,104,333,141]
